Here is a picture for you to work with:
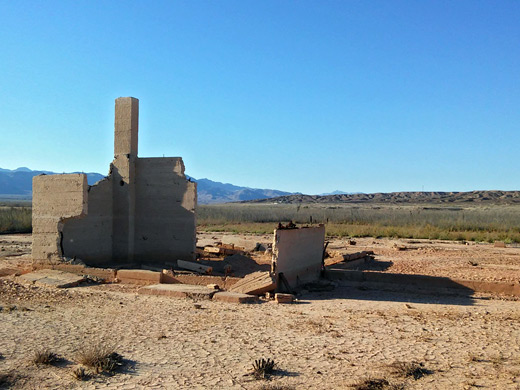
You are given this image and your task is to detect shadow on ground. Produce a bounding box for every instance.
[300,269,477,306]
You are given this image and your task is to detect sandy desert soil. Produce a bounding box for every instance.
[1,233,520,389]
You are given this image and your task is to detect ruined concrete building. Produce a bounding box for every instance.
[32,97,197,266]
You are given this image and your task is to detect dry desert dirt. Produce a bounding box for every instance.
[1,232,520,389]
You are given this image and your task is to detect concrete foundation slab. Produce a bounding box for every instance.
[138,284,216,299]
[213,291,258,303]
[20,269,85,288]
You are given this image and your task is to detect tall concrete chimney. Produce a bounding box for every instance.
[112,97,138,262]
[114,97,139,158]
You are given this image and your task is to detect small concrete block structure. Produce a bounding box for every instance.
[117,269,163,285]
[32,97,197,267]
[213,291,258,303]
[20,269,86,288]
[138,284,216,300]
[275,293,294,304]
[272,225,325,288]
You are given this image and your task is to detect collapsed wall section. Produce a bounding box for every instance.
[61,177,113,265]
[134,158,197,262]
[32,174,88,263]
[272,225,325,287]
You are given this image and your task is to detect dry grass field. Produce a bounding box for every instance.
[198,203,520,243]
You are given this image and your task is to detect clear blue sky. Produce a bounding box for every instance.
[1,1,519,194]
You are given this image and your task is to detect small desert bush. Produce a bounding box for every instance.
[389,361,432,380]
[71,366,90,381]
[0,371,20,388]
[259,385,296,390]
[76,344,124,374]
[252,358,276,379]
[32,349,60,365]
[351,377,403,390]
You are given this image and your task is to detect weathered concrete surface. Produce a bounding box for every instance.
[20,269,85,288]
[33,97,196,267]
[138,284,216,299]
[275,293,294,304]
[213,291,258,303]
[272,226,325,288]
[229,271,276,295]
[32,174,88,263]
[163,273,241,290]
[117,269,162,285]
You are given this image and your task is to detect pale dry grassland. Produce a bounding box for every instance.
[198,203,520,243]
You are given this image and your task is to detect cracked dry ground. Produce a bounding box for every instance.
[1,278,520,390]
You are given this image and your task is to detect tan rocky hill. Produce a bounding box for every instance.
[242,190,520,205]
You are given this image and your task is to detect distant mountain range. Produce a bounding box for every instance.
[0,168,105,197]
[242,191,520,205]
[0,167,293,204]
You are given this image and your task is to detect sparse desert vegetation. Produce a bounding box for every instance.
[75,343,124,374]
[0,205,31,234]
[198,203,520,243]
[31,349,61,366]
[3,198,520,243]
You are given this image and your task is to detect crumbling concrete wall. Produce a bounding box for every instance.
[33,97,196,266]
[61,178,113,264]
[134,158,196,262]
[272,225,325,287]
[32,174,88,263]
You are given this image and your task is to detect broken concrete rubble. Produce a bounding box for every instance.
[32,97,197,267]
[177,260,213,274]
[229,271,276,295]
[20,269,86,288]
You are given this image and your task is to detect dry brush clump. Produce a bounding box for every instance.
[388,361,432,380]
[252,358,276,379]
[259,384,296,390]
[32,349,61,365]
[75,344,124,374]
[0,370,22,388]
[351,377,404,390]
[71,366,90,381]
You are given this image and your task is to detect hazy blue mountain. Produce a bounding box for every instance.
[0,168,294,204]
[0,168,105,197]
[187,177,293,204]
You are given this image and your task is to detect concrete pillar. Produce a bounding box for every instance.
[114,97,139,158]
[112,97,138,262]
